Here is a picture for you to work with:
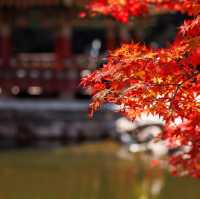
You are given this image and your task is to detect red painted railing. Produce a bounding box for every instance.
[0,67,80,95]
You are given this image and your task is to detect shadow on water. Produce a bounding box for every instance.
[0,139,64,150]
[0,138,103,150]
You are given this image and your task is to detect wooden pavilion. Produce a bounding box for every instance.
[0,0,125,97]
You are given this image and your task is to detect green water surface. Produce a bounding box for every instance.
[0,142,199,199]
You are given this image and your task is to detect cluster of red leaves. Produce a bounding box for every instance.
[81,0,200,178]
[87,0,148,23]
[87,0,200,23]
[164,114,200,178]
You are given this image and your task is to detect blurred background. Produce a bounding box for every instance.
[0,1,199,198]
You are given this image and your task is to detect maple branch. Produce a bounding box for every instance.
[169,71,200,111]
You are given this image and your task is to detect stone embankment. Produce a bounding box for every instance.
[0,99,119,145]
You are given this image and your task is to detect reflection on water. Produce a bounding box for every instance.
[0,142,200,199]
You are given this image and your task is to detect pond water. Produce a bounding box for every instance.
[0,142,200,199]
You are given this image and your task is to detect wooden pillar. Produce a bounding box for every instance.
[119,27,131,44]
[0,25,11,68]
[106,30,115,51]
[55,25,72,70]
[106,22,116,51]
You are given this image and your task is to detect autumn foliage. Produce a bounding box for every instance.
[81,0,200,178]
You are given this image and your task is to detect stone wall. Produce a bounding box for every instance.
[0,99,119,145]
